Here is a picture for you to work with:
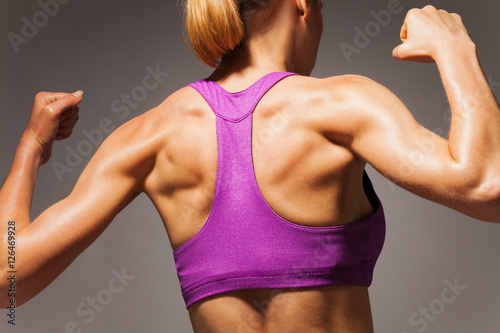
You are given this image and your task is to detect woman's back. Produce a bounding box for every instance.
[1,1,499,333]
[147,74,375,250]
[142,72,380,332]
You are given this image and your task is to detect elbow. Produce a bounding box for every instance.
[0,276,29,309]
[0,273,15,309]
[0,255,9,308]
[463,174,500,223]
[0,269,29,309]
[0,249,13,308]
[469,173,500,204]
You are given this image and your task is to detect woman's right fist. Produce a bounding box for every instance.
[24,91,83,165]
[393,5,473,63]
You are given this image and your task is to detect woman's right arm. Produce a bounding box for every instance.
[323,6,500,222]
[0,92,158,307]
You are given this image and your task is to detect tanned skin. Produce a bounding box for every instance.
[1,2,499,332]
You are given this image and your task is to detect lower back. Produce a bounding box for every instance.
[188,285,374,333]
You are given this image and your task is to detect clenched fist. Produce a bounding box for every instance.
[24,91,83,165]
[393,5,473,63]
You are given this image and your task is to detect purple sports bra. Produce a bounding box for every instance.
[173,72,386,308]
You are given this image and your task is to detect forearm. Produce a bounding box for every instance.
[0,134,43,306]
[0,134,42,230]
[436,42,500,187]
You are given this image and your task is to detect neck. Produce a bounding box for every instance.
[208,4,298,85]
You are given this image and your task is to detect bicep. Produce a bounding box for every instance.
[16,122,148,303]
[337,76,470,207]
[23,159,138,268]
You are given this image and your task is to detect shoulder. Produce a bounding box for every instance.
[288,74,378,89]
[103,84,211,149]
[318,74,406,115]
[89,87,197,173]
[107,86,201,143]
[320,74,392,103]
[284,74,393,111]
[296,74,411,144]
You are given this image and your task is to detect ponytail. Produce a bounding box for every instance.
[184,0,245,68]
[183,0,281,68]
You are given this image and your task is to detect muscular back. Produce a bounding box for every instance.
[141,75,377,332]
[1,6,497,332]
[145,75,375,250]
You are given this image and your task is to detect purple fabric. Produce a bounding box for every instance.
[174,72,386,308]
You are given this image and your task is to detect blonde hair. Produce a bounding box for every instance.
[183,0,281,68]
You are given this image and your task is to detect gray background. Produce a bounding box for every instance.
[0,0,499,332]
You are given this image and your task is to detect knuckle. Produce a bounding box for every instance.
[407,8,419,18]
[35,91,47,100]
[43,105,53,113]
[43,105,57,116]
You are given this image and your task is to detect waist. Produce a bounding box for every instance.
[174,197,386,308]
[188,285,374,333]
